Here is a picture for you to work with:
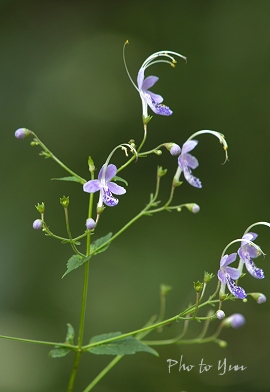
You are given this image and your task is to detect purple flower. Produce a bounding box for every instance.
[83,164,126,207]
[178,140,202,188]
[218,253,246,299]
[238,232,264,279]
[123,44,186,120]
[137,68,172,117]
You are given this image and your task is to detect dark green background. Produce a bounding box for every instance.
[1,1,270,391]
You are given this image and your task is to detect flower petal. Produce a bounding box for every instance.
[144,92,172,116]
[217,269,226,284]
[137,68,145,90]
[184,153,199,169]
[181,140,198,154]
[226,275,246,299]
[182,165,202,188]
[142,75,159,90]
[241,232,258,246]
[221,253,237,268]
[102,187,119,207]
[226,266,241,280]
[244,258,264,279]
[147,91,163,104]
[104,164,117,182]
[83,180,101,193]
[107,181,126,195]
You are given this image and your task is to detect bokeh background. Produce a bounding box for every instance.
[1,1,270,391]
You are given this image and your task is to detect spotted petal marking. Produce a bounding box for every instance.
[226,274,246,299]
[102,187,119,207]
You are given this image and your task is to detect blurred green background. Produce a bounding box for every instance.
[1,1,270,391]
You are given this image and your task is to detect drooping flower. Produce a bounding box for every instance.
[83,164,126,207]
[177,140,202,188]
[238,232,264,279]
[123,42,186,120]
[218,253,246,299]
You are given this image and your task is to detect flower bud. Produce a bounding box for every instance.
[86,218,96,230]
[250,293,267,304]
[204,271,215,283]
[35,202,45,213]
[193,280,203,293]
[216,310,225,320]
[164,142,181,156]
[185,203,200,213]
[217,340,227,348]
[160,283,172,297]
[60,196,69,208]
[157,166,167,178]
[33,219,43,230]
[15,127,31,139]
[223,313,245,329]
[88,156,95,174]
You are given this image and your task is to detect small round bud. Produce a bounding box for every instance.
[86,218,96,230]
[224,313,245,329]
[216,310,225,320]
[257,293,267,304]
[33,219,43,230]
[217,340,227,348]
[164,142,181,156]
[15,127,31,139]
[186,203,200,214]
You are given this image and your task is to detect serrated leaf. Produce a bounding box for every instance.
[49,346,71,358]
[88,332,158,357]
[62,255,86,278]
[112,176,128,187]
[65,323,75,344]
[90,233,112,255]
[51,176,82,183]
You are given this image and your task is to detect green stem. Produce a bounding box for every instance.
[82,355,123,392]
[31,132,86,184]
[117,124,148,173]
[82,299,223,351]
[67,193,94,392]
[0,334,76,348]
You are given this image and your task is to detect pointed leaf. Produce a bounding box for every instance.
[90,233,112,255]
[62,255,85,278]
[88,332,158,357]
[112,176,128,187]
[51,176,83,183]
[49,346,72,358]
[65,323,75,344]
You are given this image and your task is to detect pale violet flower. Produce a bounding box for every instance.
[123,42,186,120]
[218,253,246,299]
[83,164,126,207]
[177,140,202,188]
[238,232,264,279]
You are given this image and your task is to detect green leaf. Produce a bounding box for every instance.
[88,332,158,357]
[62,254,86,278]
[90,233,112,255]
[112,176,128,187]
[65,323,75,344]
[49,346,71,358]
[51,176,82,183]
